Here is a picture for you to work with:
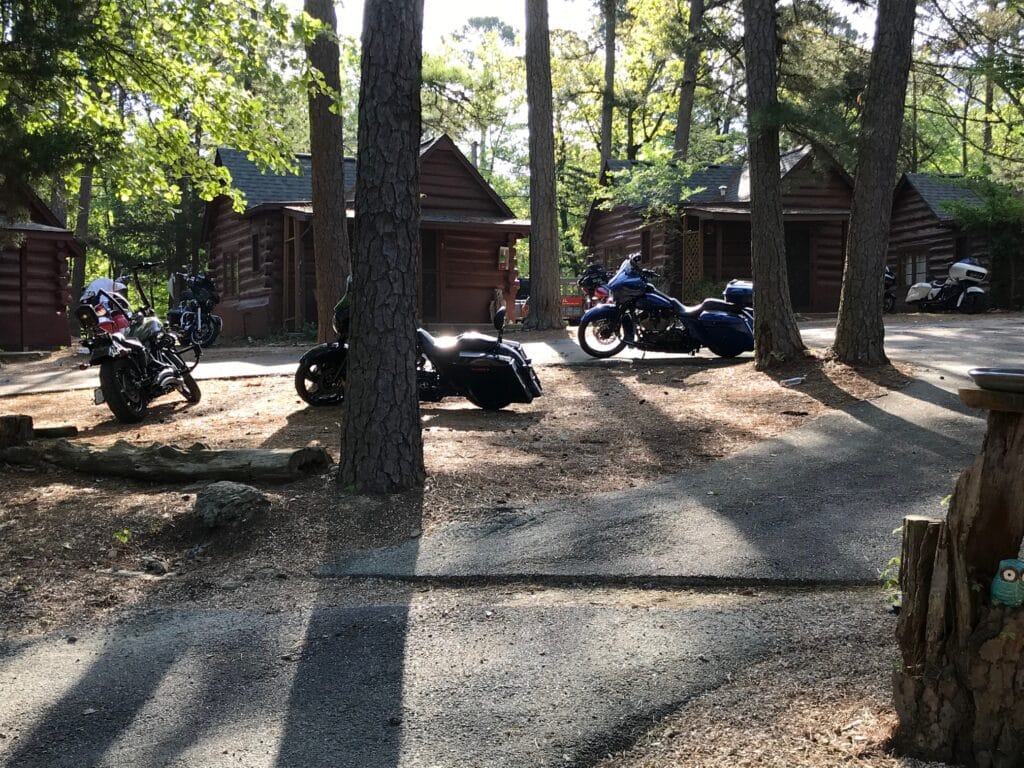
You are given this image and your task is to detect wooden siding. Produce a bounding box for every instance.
[0,238,71,349]
[781,163,851,209]
[420,146,506,216]
[434,230,517,323]
[701,218,845,312]
[886,183,987,287]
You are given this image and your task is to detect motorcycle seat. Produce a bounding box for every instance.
[672,297,746,317]
[417,329,500,357]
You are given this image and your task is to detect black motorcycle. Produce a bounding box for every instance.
[295,298,542,411]
[167,271,222,347]
[577,262,612,310]
[884,265,897,313]
[75,263,202,423]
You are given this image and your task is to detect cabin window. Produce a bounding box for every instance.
[902,252,927,285]
[251,234,261,273]
[223,252,239,296]
[641,229,652,262]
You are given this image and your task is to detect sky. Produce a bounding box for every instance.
[283,0,877,50]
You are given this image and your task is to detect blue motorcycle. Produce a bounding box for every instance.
[576,256,754,359]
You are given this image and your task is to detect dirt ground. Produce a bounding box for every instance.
[0,350,935,767]
[0,352,910,637]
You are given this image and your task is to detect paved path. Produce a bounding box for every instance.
[0,587,870,768]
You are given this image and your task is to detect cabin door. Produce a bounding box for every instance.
[785,226,812,311]
[421,230,439,323]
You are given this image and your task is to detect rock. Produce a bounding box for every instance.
[194,482,270,529]
[141,555,170,575]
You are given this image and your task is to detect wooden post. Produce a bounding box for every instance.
[894,388,1024,768]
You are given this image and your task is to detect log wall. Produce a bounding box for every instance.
[0,236,71,350]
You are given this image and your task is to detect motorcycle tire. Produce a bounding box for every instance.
[883,293,896,314]
[192,316,221,348]
[708,346,742,359]
[960,292,988,315]
[99,358,148,423]
[295,348,347,406]
[577,315,626,358]
[467,392,514,411]
[179,370,202,404]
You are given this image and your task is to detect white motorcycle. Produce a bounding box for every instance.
[905,259,989,314]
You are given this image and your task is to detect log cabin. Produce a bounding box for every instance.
[0,185,77,350]
[202,134,529,338]
[582,145,854,312]
[885,173,988,291]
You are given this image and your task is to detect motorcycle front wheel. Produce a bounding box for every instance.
[192,315,221,348]
[960,292,988,314]
[295,347,347,406]
[99,358,148,423]
[577,315,626,358]
[883,293,896,313]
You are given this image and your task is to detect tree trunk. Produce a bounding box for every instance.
[673,0,704,161]
[69,168,94,334]
[49,174,67,227]
[831,1,916,366]
[305,0,351,344]
[600,0,616,169]
[741,0,805,369]
[0,415,33,449]
[338,0,425,494]
[1,439,331,483]
[894,389,1024,767]
[523,0,562,331]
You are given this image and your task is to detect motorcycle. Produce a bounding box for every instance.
[576,256,754,359]
[576,262,612,311]
[295,294,543,411]
[74,263,202,423]
[905,258,989,314]
[884,265,897,313]
[167,271,223,347]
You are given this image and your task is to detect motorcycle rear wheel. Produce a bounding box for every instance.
[295,349,347,406]
[960,292,988,314]
[467,392,514,411]
[578,315,626,358]
[179,370,202,404]
[99,358,148,423]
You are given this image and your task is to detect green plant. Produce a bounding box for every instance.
[880,524,904,606]
[113,528,132,546]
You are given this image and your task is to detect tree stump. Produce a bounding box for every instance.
[894,388,1024,768]
[0,415,33,448]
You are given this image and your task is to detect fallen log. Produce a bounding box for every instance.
[32,425,79,439]
[1,439,332,483]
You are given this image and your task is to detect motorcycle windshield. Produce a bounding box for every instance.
[607,259,646,300]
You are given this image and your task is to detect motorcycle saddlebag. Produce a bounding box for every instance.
[453,350,541,404]
[698,310,753,355]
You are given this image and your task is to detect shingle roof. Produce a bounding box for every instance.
[602,146,815,206]
[216,148,357,208]
[217,136,475,211]
[903,173,983,221]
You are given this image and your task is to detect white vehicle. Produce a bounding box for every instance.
[905,259,989,314]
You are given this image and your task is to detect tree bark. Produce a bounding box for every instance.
[69,167,93,334]
[894,391,1024,767]
[305,0,351,344]
[0,415,33,449]
[742,0,805,369]
[673,0,704,161]
[831,1,916,366]
[600,0,616,169]
[338,0,425,494]
[1,439,331,483]
[523,0,562,330]
[48,174,67,227]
